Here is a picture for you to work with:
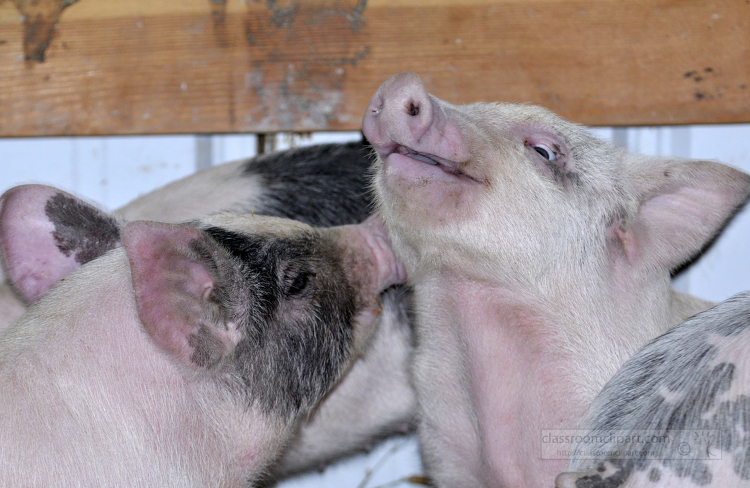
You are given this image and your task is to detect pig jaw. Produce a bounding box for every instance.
[388,228,681,487]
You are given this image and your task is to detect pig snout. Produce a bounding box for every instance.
[363,72,435,157]
[335,215,406,335]
[338,215,406,300]
[363,73,473,183]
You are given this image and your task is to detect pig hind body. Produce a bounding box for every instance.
[558,292,750,488]
[0,211,401,487]
[116,140,373,227]
[365,72,750,487]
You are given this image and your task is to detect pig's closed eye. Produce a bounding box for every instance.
[533,144,557,162]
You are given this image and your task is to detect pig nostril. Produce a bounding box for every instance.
[408,102,420,117]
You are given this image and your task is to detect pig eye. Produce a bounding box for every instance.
[284,270,312,297]
[533,144,557,162]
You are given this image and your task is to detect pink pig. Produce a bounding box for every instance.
[364,72,750,487]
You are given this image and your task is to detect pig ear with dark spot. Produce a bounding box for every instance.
[0,184,121,303]
[610,157,750,270]
[122,221,239,370]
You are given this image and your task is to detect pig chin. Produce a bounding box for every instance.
[378,152,482,225]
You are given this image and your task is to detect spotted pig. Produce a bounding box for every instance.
[0,201,405,486]
[0,141,417,478]
[557,292,750,488]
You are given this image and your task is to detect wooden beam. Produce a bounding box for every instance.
[1,0,749,136]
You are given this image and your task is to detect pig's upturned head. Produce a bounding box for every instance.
[122,212,405,419]
[364,72,750,288]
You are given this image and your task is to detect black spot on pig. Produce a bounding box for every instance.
[201,226,358,418]
[573,461,633,488]
[45,193,121,264]
[242,141,373,227]
[567,292,750,486]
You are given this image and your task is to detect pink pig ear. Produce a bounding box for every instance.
[609,157,750,271]
[122,221,239,370]
[0,184,121,303]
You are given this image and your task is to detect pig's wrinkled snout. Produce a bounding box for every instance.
[359,214,407,292]
[339,215,406,305]
[363,72,434,156]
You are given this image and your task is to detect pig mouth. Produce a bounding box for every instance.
[388,146,481,184]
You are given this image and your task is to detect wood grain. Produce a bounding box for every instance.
[1,0,749,136]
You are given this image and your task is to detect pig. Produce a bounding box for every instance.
[0,196,406,485]
[0,141,417,477]
[363,72,750,487]
[556,291,750,488]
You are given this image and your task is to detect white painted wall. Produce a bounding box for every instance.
[1,125,749,487]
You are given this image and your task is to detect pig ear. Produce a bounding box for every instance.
[0,184,121,303]
[122,221,239,370]
[609,157,750,271]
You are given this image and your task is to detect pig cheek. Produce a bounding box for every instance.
[274,294,316,326]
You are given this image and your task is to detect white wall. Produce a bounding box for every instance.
[1,125,749,487]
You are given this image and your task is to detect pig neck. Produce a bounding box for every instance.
[410,265,680,488]
[0,251,284,486]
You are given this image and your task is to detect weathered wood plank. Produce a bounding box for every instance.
[1,0,748,136]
